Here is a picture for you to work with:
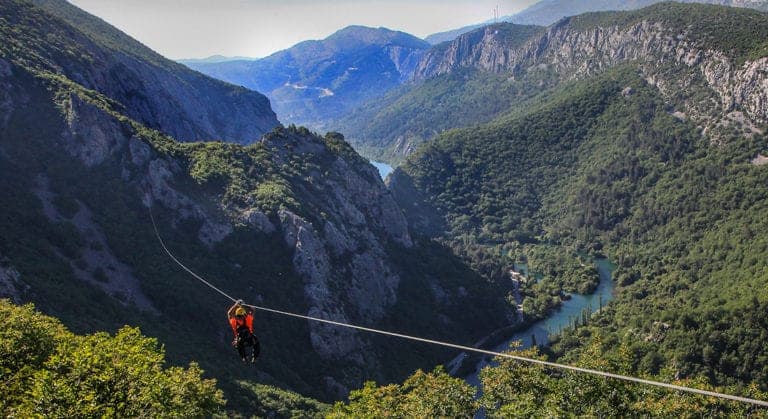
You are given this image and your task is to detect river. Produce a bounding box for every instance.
[371,161,393,179]
[367,156,617,384]
[462,258,616,386]
[501,258,615,349]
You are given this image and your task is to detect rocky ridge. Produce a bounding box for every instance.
[424,0,768,45]
[1,32,507,400]
[414,4,768,142]
[20,0,279,144]
[0,256,24,304]
[184,25,430,129]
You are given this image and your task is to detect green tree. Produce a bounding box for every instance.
[0,300,224,417]
[0,301,67,415]
[329,367,476,418]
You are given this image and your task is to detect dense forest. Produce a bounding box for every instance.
[390,62,768,398]
[332,341,768,417]
[0,300,227,417]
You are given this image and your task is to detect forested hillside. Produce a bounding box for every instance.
[20,0,279,143]
[423,0,768,45]
[331,343,768,416]
[343,3,768,165]
[344,3,768,414]
[0,0,514,414]
[350,96,768,410]
[4,0,768,415]
[383,22,768,415]
[0,301,229,417]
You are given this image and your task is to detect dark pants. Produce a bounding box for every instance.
[235,327,260,360]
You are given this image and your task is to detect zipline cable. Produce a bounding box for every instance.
[149,204,237,302]
[148,205,768,408]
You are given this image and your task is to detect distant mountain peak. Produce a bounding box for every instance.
[185,24,430,128]
[178,55,258,65]
[326,25,430,49]
[424,0,768,44]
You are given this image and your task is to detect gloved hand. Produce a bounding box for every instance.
[236,299,244,305]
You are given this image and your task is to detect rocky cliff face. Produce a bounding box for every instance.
[56,84,415,357]
[416,25,539,78]
[257,131,413,363]
[101,55,278,144]
[414,4,768,139]
[0,0,513,403]
[424,0,768,45]
[0,255,24,304]
[1,36,505,402]
[23,0,279,144]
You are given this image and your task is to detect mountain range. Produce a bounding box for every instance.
[380,1,768,406]
[0,0,513,414]
[3,0,768,416]
[183,26,430,130]
[424,0,768,45]
[340,2,768,163]
[186,0,768,159]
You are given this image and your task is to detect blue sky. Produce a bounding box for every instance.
[69,0,538,59]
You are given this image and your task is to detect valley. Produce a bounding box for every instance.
[2,0,768,416]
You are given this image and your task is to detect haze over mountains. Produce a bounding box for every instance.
[185,0,768,153]
[184,26,429,130]
[340,2,768,163]
[424,0,768,44]
[3,0,768,416]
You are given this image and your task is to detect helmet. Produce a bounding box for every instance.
[235,307,246,316]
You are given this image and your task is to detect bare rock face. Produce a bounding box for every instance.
[279,209,363,362]
[243,209,276,234]
[0,57,10,77]
[327,157,413,248]
[0,58,15,131]
[257,131,416,364]
[707,57,768,126]
[59,94,128,167]
[386,45,427,82]
[323,221,354,256]
[416,26,527,78]
[129,137,151,166]
[145,158,232,246]
[391,135,418,158]
[752,154,768,165]
[277,198,405,361]
[0,256,24,304]
[347,250,400,321]
[414,17,768,141]
[520,21,768,133]
[107,53,279,144]
[51,100,236,248]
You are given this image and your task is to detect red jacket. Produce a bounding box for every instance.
[229,314,254,336]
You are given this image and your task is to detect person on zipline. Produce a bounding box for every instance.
[227,300,260,363]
